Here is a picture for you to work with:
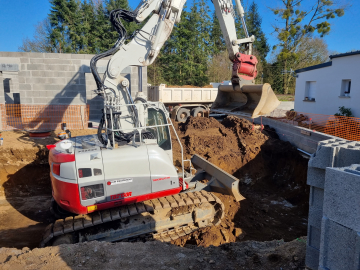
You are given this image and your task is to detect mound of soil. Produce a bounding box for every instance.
[0,237,307,270]
[171,116,309,247]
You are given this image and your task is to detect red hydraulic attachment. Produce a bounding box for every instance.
[232,52,258,81]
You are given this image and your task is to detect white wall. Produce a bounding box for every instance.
[294,54,360,117]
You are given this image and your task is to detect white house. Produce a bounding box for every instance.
[294,51,360,118]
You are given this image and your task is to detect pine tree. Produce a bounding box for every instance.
[49,0,68,53]
[246,2,269,63]
[210,11,226,56]
[79,0,96,54]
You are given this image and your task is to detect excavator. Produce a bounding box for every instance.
[41,0,279,246]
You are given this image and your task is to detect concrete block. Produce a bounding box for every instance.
[319,217,360,270]
[336,143,360,167]
[305,245,320,270]
[309,186,324,208]
[25,91,41,98]
[71,54,86,59]
[323,165,360,231]
[18,71,31,77]
[308,224,321,250]
[30,58,45,64]
[309,139,360,170]
[20,97,33,104]
[27,63,45,70]
[307,167,326,189]
[20,58,29,63]
[19,84,32,90]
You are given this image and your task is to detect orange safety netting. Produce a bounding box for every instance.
[0,104,90,131]
[269,111,360,141]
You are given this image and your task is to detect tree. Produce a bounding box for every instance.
[18,18,53,53]
[246,2,270,63]
[271,0,346,94]
[159,0,212,86]
[210,11,226,56]
[207,50,232,83]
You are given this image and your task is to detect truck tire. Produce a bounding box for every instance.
[176,108,190,123]
[191,107,205,117]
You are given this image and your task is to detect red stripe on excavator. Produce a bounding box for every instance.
[51,173,183,215]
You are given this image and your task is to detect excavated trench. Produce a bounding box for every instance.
[0,117,309,251]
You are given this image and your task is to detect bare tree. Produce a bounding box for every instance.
[207,50,232,83]
[18,18,53,53]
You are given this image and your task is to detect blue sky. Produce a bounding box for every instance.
[0,0,358,55]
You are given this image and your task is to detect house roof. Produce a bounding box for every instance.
[295,61,332,74]
[329,50,360,59]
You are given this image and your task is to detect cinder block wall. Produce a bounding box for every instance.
[305,140,360,269]
[0,52,147,121]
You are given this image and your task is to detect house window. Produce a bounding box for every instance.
[340,79,351,97]
[305,81,316,101]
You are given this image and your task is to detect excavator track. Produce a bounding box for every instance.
[40,190,224,247]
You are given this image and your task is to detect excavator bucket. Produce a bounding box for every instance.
[211,83,281,118]
[191,154,245,202]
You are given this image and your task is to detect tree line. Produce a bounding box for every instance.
[20,0,346,94]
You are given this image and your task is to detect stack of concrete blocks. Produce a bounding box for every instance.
[319,164,360,270]
[306,138,360,269]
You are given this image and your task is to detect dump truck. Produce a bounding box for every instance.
[147,84,218,122]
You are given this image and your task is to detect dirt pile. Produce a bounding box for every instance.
[0,129,98,249]
[171,116,309,247]
[0,237,307,270]
[172,116,268,174]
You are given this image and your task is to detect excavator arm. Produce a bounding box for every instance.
[91,0,279,135]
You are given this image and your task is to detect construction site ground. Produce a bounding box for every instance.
[0,116,309,269]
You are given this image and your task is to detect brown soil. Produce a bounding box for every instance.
[0,117,309,261]
[0,237,307,270]
[0,128,98,249]
[171,116,309,247]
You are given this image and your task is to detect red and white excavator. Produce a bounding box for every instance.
[41,0,279,246]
